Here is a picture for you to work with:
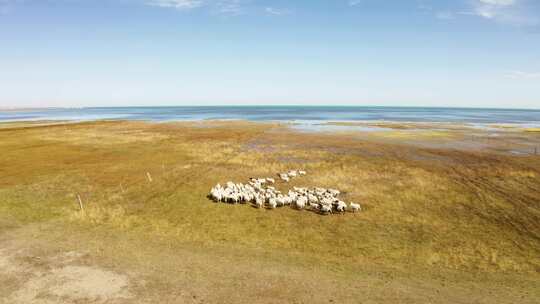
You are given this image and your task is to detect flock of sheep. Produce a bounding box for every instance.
[208,170,362,215]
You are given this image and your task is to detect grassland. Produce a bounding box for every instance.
[1,120,539,303]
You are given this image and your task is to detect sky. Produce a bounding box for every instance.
[0,0,539,109]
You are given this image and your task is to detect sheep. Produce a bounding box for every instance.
[320,197,334,206]
[276,195,285,207]
[308,201,320,210]
[319,204,332,214]
[210,174,355,216]
[295,196,307,210]
[295,187,307,194]
[336,201,347,213]
[255,196,264,208]
[307,194,319,205]
[349,203,361,212]
[239,193,250,204]
[328,189,340,196]
[210,189,223,202]
[283,195,293,206]
[268,197,277,209]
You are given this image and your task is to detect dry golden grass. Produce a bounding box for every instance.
[1,120,539,303]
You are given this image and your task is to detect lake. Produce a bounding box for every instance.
[1,106,540,126]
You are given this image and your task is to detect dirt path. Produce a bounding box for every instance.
[0,241,132,304]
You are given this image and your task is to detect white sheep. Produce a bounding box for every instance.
[308,202,320,210]
[283,196,293,205]
[295,196,307,209]
[336,201,347,213]
[268,197,277,209]
[307,194,319,205]
[210,175,354,217]
[320,197,334,206]
[255,196,264,208]
[210,189,223,202]
[276,195,285,207]
[320,204,332,214]
[328,189,340,196]
[349,202,361,212]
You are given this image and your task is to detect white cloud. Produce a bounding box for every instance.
[264,7,290,16]
[458,0,539,27]
[215,0,244,15]
[349,0,362,6]
[435,11,454,20]
[145,0,204,10]
[478,0,516,6]
[473,0,513,19]
[144,0,250,15]
[505,70,540,79]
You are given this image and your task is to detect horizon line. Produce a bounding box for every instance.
[1,105,540,111]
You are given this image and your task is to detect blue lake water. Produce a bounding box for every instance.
[1,106,540,126]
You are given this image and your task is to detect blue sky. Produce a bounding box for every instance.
[1,0,539,108]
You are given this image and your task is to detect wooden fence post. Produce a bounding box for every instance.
[77,194,84,212]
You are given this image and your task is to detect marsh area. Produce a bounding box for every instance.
[0,120,539,303]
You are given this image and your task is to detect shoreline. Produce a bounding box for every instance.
[2,107,540,129]
[1,119,538,157]
[2,105,540,110]
[1,118,539,132]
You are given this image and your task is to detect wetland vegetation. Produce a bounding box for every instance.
[1,120,539,303]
